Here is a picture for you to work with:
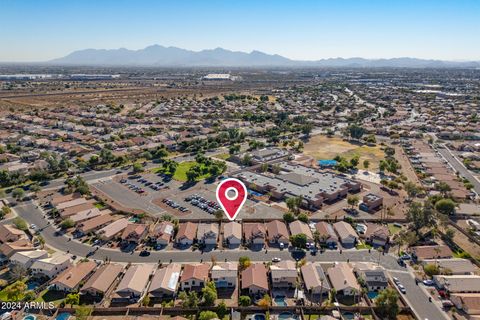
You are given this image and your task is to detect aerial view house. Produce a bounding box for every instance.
[196,223,219,246]
[121,223,148,245]
[301,262,330,296]
[80,263,124,298]
[0,239,34,258]
[98,218,129,241]
[327,263,360,296]
[411,245,453,261]
[360,193,383,212]
[10,249,48,268]
[243,223,266,247]
[433,275,480,293]
[30,253,72,279]
[112,264,156,303]
[270,260,297,289]
[266,220,290,248]
[148,263,182,300]
[363,223,389,247]
[151,221,175,246]
[76,213,113,235]
[211,262,238,289]
[50,260,97,292]
[223,221,242,248]
[241,263,269,295]
[333,221,358,248]
[176,222,197,246]
[289,220,314,246]
[180,263,210,291]
[422,258,478,275]
[314,222,338,249]
[0,224,26,243]
[355,264,388,292]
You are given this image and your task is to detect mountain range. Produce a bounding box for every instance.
[49,45,480,68]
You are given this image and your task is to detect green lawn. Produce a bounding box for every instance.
[172,161,211,182]
[213,153,230,160]
[35,289,66,306]
[0,279,27,301]
[388,223,402,235]
[356,242,373,250]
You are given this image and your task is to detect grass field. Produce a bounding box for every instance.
[303,135,384,170]
[388,223,402,235]
[172,161,211,182]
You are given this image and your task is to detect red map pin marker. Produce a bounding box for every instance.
[216,178,247,221]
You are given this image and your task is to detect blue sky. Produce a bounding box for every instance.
[1,0,479,62]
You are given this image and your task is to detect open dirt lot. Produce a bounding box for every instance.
[303,135,384,170]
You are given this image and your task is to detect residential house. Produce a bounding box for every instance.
[270,260,297,289]
[196,223,219,246]
[10,249,48,269]
[148,263,182,300]
[121,224,148,245]
[180,263,210,291]
[355,264,388,292]
[50,261,97,292]
[289,220,314,246]
[30,253,72,278]
[80,263,124,298]
[0,239,34,258]
[422,258,478,275]
[98,218,129,240]
[451,294,480,317]
[333,221,358,248]
[77,213,113,235]
[361,193,383,212]
[112,264,156,303]
[301,262,330,295]
[0,224,26,243]
[151,221,175,246]
[176,222,197,246]
[433,275,480,293]
[266,220,290,248]
[327,263,360,296]
[243,223,266,247]
[363,223,389,247]
[314,222,338,249]
[211,262,238,289]
[411,245,453,261]
[223,221,242,248]
[241,263,269,295]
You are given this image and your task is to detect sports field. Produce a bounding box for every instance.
[303,135,384,170]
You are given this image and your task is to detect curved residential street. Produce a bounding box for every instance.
[8,199,449,320]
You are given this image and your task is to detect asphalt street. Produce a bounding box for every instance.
[438,147,480,195]
[9,200,449,319]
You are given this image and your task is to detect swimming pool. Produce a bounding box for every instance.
[253,314,265,320]
[367,291,378,300]
[341,312,355,320]
[274,296,287,306]
[55,313,71,320]
[318,160,338,167]
[248,189,263,197]
[23,315,36,320]
[26,281,40,290]
[278,312,297,320]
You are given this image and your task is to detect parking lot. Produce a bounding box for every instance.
[91,172,287,220]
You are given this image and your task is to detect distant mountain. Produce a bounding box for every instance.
[49,45,480,68]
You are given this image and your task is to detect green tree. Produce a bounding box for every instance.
[435,182,452,197]
[239,295,252,306]
[217,300,228,318]
[198,311,218,320]
[424,264,440,277]
[12,217,27,231]
[65,293,80,307]
[202,281,217,306]
[5,281,27,301]
[435,198,456,215]
[132,162,144,173]
[283,212,295,223]
[404,181,420,200]
[12,188,25,200]
[60,218,75,229]
[298,213,309,224]
[239,256,251,270]
[363,159,370,169]
[286,196,302,215]
[376,288,399,320]
[290,233,307,249]
[347,195,359,209]
[74,306,92,320]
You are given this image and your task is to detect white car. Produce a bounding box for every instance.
[272,257,281,263]
[398,284,406,294]
[29,224,37,230]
